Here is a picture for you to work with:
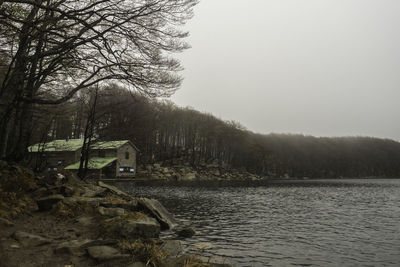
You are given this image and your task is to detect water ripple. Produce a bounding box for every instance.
[119,179,400,266]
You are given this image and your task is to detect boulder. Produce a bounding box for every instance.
[153,163,161,170]
[98,206,125,217]
[63,196,105,206]
[36,194,64,211]
[137,198,178,230]
[81,184,107,197]
[12,231,51,247]
[182,172,196,181]
[176,227,195,238]
[101,199,139,211]
[117,217,161,239]
[160,240,183,257]
[98,181,132,199]
[87,245,129,262]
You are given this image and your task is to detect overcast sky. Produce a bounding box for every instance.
[170,0,400,140]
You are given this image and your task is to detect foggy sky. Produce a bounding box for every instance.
[171,0,400,140]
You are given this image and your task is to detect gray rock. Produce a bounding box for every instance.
[98,181,132,199]
[101,199,139,211]
[153,163,161,170]
[81,184,107,197]
[161,240,183,257]
[87,245,129,262]
[98,206,125,217]
[63,196,105,206]
[75,216,93,227]
[176,227,195,238]
[118,217,161,239]
[12,231,51,247]
[192,242,213,251]
[138,198,177,230]
[0,217,15,227]
[182,172,196,181]
[36,194,64,211]
[54,239,93,256]
[161,255,192,267]
[197,256,235,267]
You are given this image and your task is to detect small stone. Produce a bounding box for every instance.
[75,216,93,227]
[10,244,20,249]
[176,227,195,238]
[12,231,51,247]
[192,242,213,251]
[36,194,64,211]
[87,245,129,262]
[0,217,15,227]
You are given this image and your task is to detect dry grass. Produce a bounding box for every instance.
[183,256,211,267]
[118,239,167,267]
[51,201,95,218]
[106,194,128,205]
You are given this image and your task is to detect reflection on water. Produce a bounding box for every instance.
[118,179,400,266]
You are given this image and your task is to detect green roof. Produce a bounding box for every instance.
[29,139,131,152]
[65,157,117,170]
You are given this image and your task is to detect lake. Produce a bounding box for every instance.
[116,179,400,266]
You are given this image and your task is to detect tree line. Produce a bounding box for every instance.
[29,85,400,179]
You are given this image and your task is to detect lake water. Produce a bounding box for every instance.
[117,179,400,266]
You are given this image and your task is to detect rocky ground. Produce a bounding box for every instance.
[137,160,265,182]
[0,161,234,267]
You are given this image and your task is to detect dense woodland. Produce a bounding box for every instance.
[29,85,400,179]
[1,1,400,179]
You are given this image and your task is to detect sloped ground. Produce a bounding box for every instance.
[0,162,233,267]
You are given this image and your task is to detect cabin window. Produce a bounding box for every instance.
[98,151,105,157]
[125,152,129,159]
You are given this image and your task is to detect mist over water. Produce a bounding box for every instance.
[121,179,400,266]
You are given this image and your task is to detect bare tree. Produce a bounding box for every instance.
[0,0,198,160]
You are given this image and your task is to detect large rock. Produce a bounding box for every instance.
[87,245,129,262]
[36,194,64,211]
[176,227,195,238]
[81,184,107,197]
[98,206,125,217]
[98,181,132,199]
[54,239,93,256]
[101,199,139,211]
[117,217,161,239]
[63,196,105,206]
[182,172,196,181]
[12,231,51,247]
[138,198,177,230]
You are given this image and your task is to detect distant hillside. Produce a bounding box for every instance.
[30,85,400,178]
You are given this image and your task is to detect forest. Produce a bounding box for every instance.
[29,85,400,179]
[1,1,400,179]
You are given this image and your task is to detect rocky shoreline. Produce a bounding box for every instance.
[137,161,265,182]
[0,161,234,267]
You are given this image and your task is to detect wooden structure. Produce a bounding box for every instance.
[29,139,138,178]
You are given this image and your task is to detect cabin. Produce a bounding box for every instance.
[28,139,139,178]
